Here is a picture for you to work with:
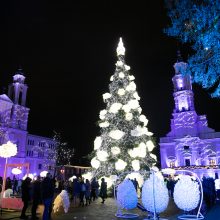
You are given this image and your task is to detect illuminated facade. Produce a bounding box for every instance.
[160,57,220,178]
[0,69,56,177]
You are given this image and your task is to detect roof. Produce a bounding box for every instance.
[0,94,13,103]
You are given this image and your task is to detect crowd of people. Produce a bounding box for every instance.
[0,174,108,220]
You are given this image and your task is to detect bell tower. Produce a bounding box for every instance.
[8,68,28,106]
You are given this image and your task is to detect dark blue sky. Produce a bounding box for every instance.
[1,1,219,163]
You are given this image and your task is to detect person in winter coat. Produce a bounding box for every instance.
[20,177,32,219]
[41,173,55,220]
[31,176,41,220]
[85,179,91,205]
[90,178,99,201]
[99,178,107,204]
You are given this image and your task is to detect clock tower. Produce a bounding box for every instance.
[8,68,29,130]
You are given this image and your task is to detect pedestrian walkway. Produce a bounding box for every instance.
[1,198,220,220]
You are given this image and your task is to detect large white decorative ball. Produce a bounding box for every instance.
[142,174,169,214]
[133,92,140,100]
[125,113,133,121]
[94,136,102,150]
[91,157,100,169]
[111,146,121,155]
[131,126,148,137]
[109,130,125,140]
[122,104,131,113]
[139,115,148,126]
[40,170,48,178]
[125,65,130,71]
[128,99,139,109]
[115,159,127,171]
[0,141,17,158]
[99,121,109,128]
[103,93,112,100]
[118,88,125,96]
[132,160,140,171]
[116,61,123,66]
[118,72,125,78]
[174,175,200,211]
[97,150,108,162]
[129,75,135,81]
[126,82,136,91]
[109,103,122,113]
[117,179,138,209]
[11,168,22,175]
[99,109,107,120]
[146,140,155,152]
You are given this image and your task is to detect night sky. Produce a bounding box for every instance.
[1,1,220,165]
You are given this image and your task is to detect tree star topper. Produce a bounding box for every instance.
[117,37,125,56]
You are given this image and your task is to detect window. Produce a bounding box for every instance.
[38,152,44,158]
[184,146,189,150]
[48,166,52,170]
[26,151,33,157]
[185,159,190,166]
[38,164,42,170]
[210,159,216,165]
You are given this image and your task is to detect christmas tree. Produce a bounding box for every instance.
[90,38,157,179]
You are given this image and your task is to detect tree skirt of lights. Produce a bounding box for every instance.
[115,179,139,218]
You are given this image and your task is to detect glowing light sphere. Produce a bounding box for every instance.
[131,126,148,137]
[161,168,176,175]
[117,88,125,96]
[111,146,121,155]
[146,140,155,152]
[174,175,200,211]
[137,107,142,114]
[117,179,138,209]
[128,99,139,110]
[126,172,144,187]
[94,136,102,150]
[40,170,48,178]
[103,93,112,100]
[82,172,93,181]
[150,153,157,161]
[125,65,130,71]
[109,130,125,140]
[116,61,123,66]
[115,159,127,171]
[126,82,136,91]
[132,160,140,171]
[142,174,169,214]
[11,168,22,175]
[96,150,108,162]
[110,75,114,81]
[125,112,133,121]
[128,148,139,158]
[110,175,118,182]
[109,103,122,113]
[99,121,109,128]
[91,157,100,169]
[23,173,34,180]
[0,141,17,158]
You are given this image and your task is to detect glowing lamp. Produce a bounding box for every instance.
[109,103,122,113]
[109,130,124,140]
[0,141,17,158]
[128,99,139,109]
[94,136,102,150]
[103,93,112,100]
[96,150,108,162]
[11,168,22,175]
[146,140,155,152]
[40,170,48,177]
[111,146,121,155]
[117,88,125,96]
[91,157,100,169]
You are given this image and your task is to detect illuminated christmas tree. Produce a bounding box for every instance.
[164,0,220,98]
[90,38,156,179]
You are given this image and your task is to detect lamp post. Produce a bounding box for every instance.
[0,141,17,199]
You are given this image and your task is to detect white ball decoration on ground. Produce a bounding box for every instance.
[11,168,22,175]
[91,157,100,169]
[0,141,17,158]
[23,173,34,180]
[82,172,93,181]
[96,150,108,161]
[117,179,138,210]
[94,136,102,150]
[173,175,200,211]
[115,159,127,171]
[109,130,125,140]
[142,174,169,214]
[40,170,48,178]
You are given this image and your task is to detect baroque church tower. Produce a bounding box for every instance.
[8,68,29,130]
[160,53,220,178]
